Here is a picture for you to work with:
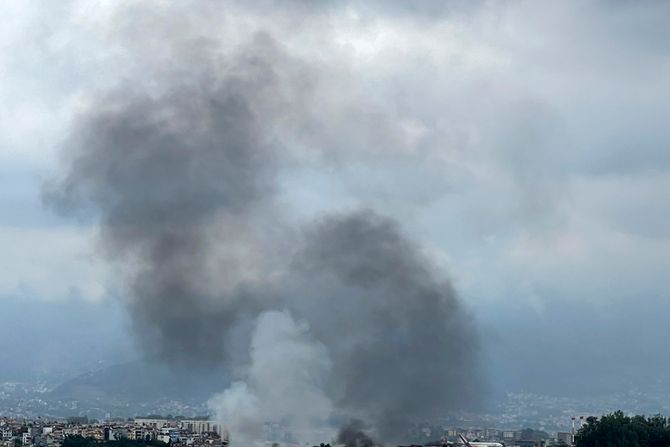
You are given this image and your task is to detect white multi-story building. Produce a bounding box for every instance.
[135,419,170,429]
[180,420,221,436]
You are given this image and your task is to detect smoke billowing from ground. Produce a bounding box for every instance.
[208,310,333,445]
[337,422,376,447]
[47,6,482,445]
[288,211,480,440]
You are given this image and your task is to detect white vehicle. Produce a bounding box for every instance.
[458,434,504,447]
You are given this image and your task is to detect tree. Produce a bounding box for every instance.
[575,411,670,447]
[63,435,97,447]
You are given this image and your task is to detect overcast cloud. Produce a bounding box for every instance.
[1,0,670,402]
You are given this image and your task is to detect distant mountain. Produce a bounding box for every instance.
[50,359,229,406]
[0,296,134,385]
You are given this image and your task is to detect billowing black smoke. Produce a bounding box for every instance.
[46,16,482,445]
[46,34,292,366]
[337,421,376,447]
[290,211,480,439]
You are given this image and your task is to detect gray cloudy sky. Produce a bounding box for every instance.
[1,0,670,401]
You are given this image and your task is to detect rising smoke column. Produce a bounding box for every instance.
[288,210,482,442]
[209,310,334,445]
[47,10,483,444]
[45,34,305,366]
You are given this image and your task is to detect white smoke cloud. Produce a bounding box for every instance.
[209,310,335,446]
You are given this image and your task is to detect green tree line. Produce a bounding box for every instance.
[576,411,670,447]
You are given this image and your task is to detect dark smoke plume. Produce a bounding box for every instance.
[337,421,376,447]
[289,210,481,440]
[46,11,482,444]
[45,34,301,366]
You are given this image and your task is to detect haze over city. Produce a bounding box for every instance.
[1,1,670,446]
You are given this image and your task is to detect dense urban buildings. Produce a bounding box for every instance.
[0,415,580,447]
[0,416,224,447]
